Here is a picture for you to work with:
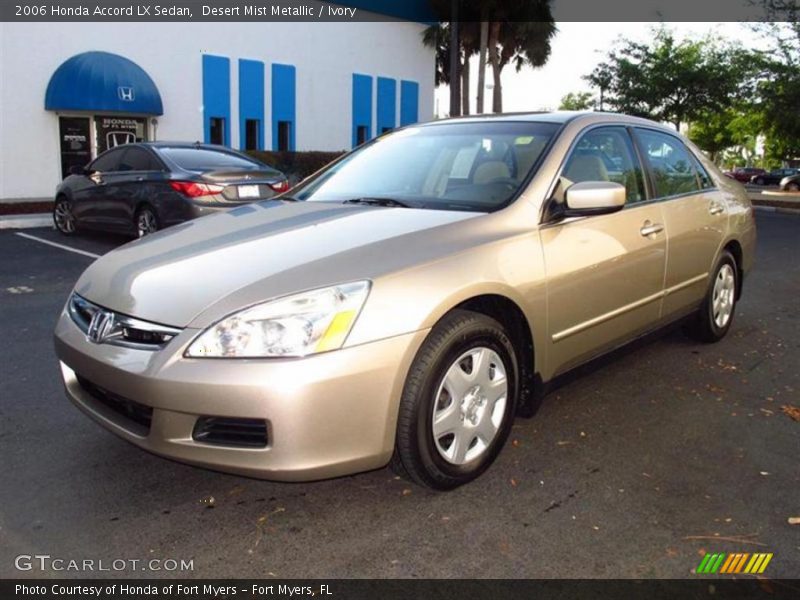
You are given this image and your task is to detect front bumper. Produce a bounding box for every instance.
[54,308,427,481]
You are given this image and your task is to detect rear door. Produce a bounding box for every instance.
[633,128,727,321]
[72,147,126,225]
[540,125,668,376]
[108,146,167,227]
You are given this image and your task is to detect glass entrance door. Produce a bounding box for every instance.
[58,116,92,179]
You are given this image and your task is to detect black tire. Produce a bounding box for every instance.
[754,177,765,185]
[53,196,77,236]
[685,250,738,343]
[391,309,519,490]
[787,182,800,192]
[135,205,159,238]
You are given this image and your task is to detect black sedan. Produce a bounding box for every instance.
[53,142,289,237]
[750,168,800,186]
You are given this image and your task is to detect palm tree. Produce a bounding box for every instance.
[424,1,556,115]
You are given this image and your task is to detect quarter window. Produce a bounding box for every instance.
[636,129,701,198]
[554,126,646,206]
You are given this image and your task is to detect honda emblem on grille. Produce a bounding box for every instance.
[87,310,116,344]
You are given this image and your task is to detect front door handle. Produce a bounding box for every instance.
[709,202,725,215]
[640,221,664,237]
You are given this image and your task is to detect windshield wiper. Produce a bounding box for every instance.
[342,197,413,208]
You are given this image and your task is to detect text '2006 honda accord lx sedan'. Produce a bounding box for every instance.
[54,112,756,490]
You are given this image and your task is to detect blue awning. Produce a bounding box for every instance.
[45,51,163,115]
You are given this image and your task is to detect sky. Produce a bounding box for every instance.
[433,22,765,117]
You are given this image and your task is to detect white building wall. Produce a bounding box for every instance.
[0,20,434,201]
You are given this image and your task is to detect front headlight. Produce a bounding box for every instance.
[185,281,371,358]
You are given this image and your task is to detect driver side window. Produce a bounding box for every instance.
[552,126,646,208]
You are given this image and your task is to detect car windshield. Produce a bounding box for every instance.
[159,147,264,171]
[293,122,559,211]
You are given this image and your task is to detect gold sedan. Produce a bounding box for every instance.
[54,112,755,489]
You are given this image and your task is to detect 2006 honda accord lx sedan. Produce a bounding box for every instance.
[54,112,756,490]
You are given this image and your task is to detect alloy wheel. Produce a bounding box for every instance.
[54,200,76,234]
[137,209,157,237]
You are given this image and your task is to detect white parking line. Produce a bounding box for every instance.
[14,232,100,259]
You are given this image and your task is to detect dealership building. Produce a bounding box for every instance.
[0,8,434,203]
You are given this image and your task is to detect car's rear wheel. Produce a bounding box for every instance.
[135,205,159,237]
[754,177,765,185]
[391,309,518,490]
[786,182,800,192]
[53,197,76,235]
[685,250,738,343]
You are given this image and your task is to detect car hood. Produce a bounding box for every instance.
[73,201,481,328]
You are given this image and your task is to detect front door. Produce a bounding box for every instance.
[540,125,667,377]
[58,117,92,179]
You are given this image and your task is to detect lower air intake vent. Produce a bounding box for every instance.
[192,417,269,448]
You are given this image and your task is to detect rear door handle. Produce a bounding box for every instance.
[709,202,725,215]
[640,222,664,237]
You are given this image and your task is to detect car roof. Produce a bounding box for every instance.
[414,110,678,133]
[138,141,240,152]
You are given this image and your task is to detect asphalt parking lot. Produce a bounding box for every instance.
[0,212,798,580]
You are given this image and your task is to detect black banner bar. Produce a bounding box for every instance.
[0,0,790,23]
[3,579,800,600]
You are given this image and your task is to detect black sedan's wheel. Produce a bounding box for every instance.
[53,198,76,235]
[685,250,738,343]
[754,177,765,186]
[786,182,800,192]
[135,206,159,237]
[392,309,519,490]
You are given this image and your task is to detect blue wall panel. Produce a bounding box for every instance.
[400,80,419,126]
[202,54,231,146]
[271,63,296,151]
[352,74,373,148]
[238,59,265,150]
[376,77,396,134]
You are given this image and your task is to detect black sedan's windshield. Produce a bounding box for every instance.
[293,121,559,211]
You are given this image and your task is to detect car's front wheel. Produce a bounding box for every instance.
[392,309,519,490]
[53,197,76,235]
[685,250,738,343]
[754,177,765,185]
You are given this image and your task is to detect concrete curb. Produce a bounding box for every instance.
[753,205,800,215]
[0,213,53,230]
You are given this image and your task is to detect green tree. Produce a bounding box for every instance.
[559,91,594,111]
[585,27,750,131]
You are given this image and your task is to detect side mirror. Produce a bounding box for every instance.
[69,165,87,176]
[563,181,626,217]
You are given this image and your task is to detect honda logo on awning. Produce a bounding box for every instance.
[118,86,135,102]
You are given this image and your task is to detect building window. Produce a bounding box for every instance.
[209,117,225,145]
[245,119,260,151]
[356,125,369,146]
[277,121,292,152]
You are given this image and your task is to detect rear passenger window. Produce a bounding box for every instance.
[555,126,646,205]
[636,129,701,197]
[118,147,161,172]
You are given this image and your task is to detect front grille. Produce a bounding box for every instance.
[68,294,181,350]
[193,417,269,448]
[76,375,153,436]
